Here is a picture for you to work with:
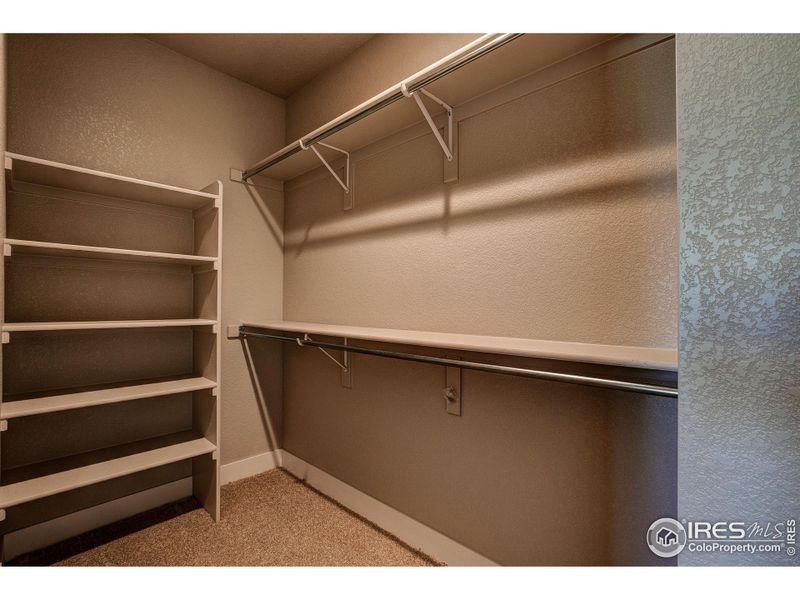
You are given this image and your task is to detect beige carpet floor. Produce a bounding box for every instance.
[10,469,438,566]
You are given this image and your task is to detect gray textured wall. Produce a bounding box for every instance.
[677,34,800,565]
[0,33,6,501]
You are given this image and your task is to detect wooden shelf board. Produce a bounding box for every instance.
[2,318,217,332]
[0,431,215,509]
[4,238,217,266]
[1,376,216,420]
[5,152,218,210]
[241,320,678,371]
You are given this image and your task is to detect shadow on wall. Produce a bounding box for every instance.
[282,129,677,348]
[283,36,676,254]
[243,179,284,249]
[284,142,676,253]
[241,336,283,451]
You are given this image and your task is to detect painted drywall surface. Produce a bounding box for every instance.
[145,34,374,98]
[284,40,677,347]
[282,39,677,564]
[6,34,285,467]
[608,397,677,565]
[285,34,481,142]
[284,343,613,565]
[1,34,7,499]
[677,34,800,566]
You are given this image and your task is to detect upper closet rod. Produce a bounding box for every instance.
[241,33,523,181]
[238,327,678,399]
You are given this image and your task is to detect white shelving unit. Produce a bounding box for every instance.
[0,153,223,551]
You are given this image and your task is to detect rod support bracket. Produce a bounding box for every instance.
[303,141,351,196]
[300,334,349,372]
[409,87,454,162]
[0,419,8,432]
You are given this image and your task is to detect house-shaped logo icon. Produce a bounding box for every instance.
[648,518,687,558]
[657,527,678,547]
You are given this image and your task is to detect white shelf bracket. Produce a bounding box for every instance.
[1,332,9,345]
[298,333,349,373]
[0,419,8,432]
[402,84,454,162]
[302,141,349,190]
[0,508,5,523]
[301,140,353,210]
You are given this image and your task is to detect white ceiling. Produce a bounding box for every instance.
[143,34,375,98]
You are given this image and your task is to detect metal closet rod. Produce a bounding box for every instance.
[242,33,524,181]
[239,327,678,398]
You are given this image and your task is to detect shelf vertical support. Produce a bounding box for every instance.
[341,337,352,389]
[403,86,454,162]
[444,357,462,416]
[401,84,458,183]
[298,334,348,372]
[443,109,459,184]
[302,141,353,211]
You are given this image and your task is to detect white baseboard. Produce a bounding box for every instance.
[220,450,282,485]
[279,450,497,566]
[2,477,192,562]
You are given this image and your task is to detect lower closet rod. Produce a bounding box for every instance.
[238,327,678,398]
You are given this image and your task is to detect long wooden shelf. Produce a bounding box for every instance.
[5,152,219,210]
[1,376,216,420]
[0,432,215,509]
[4,238,217,267]
[241,320,678,371]
[3,318,216,333]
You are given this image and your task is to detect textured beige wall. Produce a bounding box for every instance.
[285,39,677,346]
[281,38,677,564]
[285,33,480,142]
[5,34,286,467]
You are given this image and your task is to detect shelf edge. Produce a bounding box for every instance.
[241,320,678,371]
[0,437,216,509]
[1,377,217,419]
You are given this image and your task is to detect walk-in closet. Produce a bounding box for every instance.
[0,28,797,572]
